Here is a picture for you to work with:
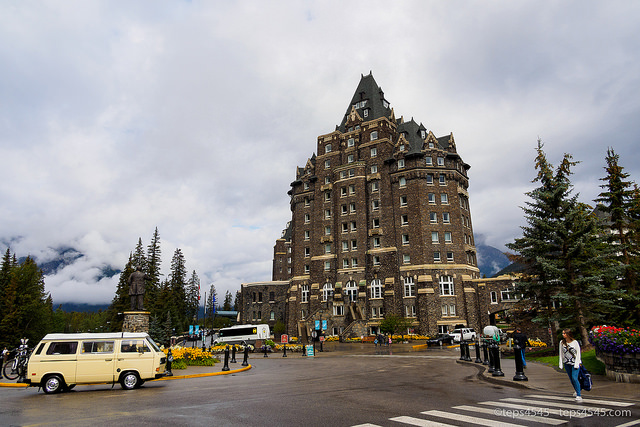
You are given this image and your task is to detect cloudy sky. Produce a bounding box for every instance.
[1,1,639,305]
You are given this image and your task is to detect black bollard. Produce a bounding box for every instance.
[482,339,489,365]
[474,339,483,363]
[283,343,287,357]
[263,344,268,358]
[487,340,495,373]
[222,345,230,371]
[464,341,472,361]
[459,338,466,361]
[166,349,174,376]
[241,345,249,367]
[231,345,237,363]
[513,344,528,381]
[491,341,504,377]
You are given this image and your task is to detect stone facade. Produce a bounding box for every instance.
[265,73,490,340]
[122,311,150,333]
[239,281,289,331]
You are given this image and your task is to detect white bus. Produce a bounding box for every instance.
[213,324,270,345]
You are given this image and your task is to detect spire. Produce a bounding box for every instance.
[338,73,392,132]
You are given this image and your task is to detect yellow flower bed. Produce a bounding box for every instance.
[528,338,547,348]
[164,346,218,367]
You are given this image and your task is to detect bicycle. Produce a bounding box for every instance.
[3,339,31,381]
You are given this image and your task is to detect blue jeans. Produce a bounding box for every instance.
[564,364,581,396]
[520,349,526,367]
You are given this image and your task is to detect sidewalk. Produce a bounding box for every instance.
[463,354,640,402]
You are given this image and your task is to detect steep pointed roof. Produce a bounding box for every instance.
[397,119,428,155]
[338,72,393,132]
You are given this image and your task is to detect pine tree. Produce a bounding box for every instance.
[168,248,187,332]
[145,228,162,314]
[595,148,640,325]
[185,270,200,324]
[507,142,624,345]
[223,290,233,311]
[206,284,217,327]
[106,255,135,331]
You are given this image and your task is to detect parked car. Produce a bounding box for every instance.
[425,333,454,346]
[450,328,476,343]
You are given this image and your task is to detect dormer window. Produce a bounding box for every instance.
[421,130,426,139]
[363,109,369,118]
[325,144,332,154]
[383,100,389,108]
[370,131,378,141]
[347,137,355,147]
[399,144,405,151]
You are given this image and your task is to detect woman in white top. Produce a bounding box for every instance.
[559,329,583,401]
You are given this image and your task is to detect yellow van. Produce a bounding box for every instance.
[25,332,166,394]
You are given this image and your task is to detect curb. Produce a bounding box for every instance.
[0,364,252,388]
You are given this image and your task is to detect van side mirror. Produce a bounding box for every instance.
[138,347,145,354]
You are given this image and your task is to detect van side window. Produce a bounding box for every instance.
[35,343,46,355]
[82,341,114,353]
[46,342,78,355]
[121,339,150,353]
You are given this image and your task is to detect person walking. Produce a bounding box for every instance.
[1,347,8,379]
[559,329,583,401]
[513,328,531,368]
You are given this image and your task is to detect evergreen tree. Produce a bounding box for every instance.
[507,142,624,345]
[185,270,200,324]
[145,227,162,315]
[106,255,135,331]
[234,290,241,311]
[0,248,13,324]
[168,248,187,332]
[223,290,233,311]
[206,284,217,327]
[595,148,640,325]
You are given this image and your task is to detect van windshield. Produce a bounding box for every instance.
[146,337,161,352]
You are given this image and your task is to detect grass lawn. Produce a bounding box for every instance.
[528,349,606,375]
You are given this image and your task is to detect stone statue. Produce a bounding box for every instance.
[128,266,148,311]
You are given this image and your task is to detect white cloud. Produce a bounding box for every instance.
[1,1,639,303]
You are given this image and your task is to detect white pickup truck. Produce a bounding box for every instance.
[450,327,476,343]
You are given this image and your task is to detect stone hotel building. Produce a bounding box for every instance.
[242,73,489,340]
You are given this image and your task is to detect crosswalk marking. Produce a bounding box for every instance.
[525,394,636,407]
[500,397,621,412]
[453,404,565,425]
[421,410,525,427]
[616,420,640,427]
[477,400,589,418]
[389,416,456,426]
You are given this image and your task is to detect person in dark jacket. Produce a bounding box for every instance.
[513,328,531,368]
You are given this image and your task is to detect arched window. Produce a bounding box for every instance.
[345,281,358,302]
[322,283,333,302]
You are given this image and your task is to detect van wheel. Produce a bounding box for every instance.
[43,374,65,394]
[120,372,140,390]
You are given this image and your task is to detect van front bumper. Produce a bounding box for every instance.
[154,373,165,379]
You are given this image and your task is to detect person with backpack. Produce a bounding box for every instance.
[559,329,583,401]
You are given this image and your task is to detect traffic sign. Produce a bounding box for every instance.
[281,334,289,344]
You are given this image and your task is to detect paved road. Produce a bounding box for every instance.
[1,348,637,426]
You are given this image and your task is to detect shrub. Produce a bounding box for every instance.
[589,325,640,355]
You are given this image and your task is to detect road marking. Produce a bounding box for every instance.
[421,410,526,426]
[616,420,640,427]
[453,404,565,425]
[501,397,621,412]
[389,416,457,426]
[525,394,636,407]
[478,400,589,418]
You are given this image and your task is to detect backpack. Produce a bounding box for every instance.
[578,365,592,391]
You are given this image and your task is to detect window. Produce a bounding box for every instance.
[333,305,344,316]
[350,202,356,213]
[324,209,331,219]
[430,212,437,223]
[371,182,379,192]
[304,213,310,223]
[400,195,408,206]
[324,261,331,273]
[349,184,355,195]
[372,199,380,211]
[269,292,275,301]
[324,191,331,202]
[399,177,406,187]
[301,284,309,303]
[120,340,150,353]
[363,109,369,117]
[490,291,498,304]
[421,130,426,139]
[350,221,357,232]
[403,254,411,264]
[447,251,454,262]
[322,283,333,301]
[434,251,441,262]
[341,204,348,215]
[442,304,448,316]
[258,292,263,302]
[426,174,434,185]
[370,165,378,174]
[304,182,309,190]
[304,230,310,240]
[270,311,275,320]
[439,175,446,185]
[431,231,439,243]
[347,137,355,147]
[351,240,357,250]
[351,258,358,268]
[501,288,518,301]
[398,159,405,169]
[343,258,349,268]
[449,304,456,316]
[304,247,310,257]
[372,236,381,248]
[348,168,355,177]
[437,156,444,166]
[304,197,310,207]
[325,144,332,153]
[345,281,358,302]
[440,275,454,296]
[341,187,347,197]
[371,147,377,157]
[325,160,330,169]
[373,255,381,265]
[402,234,409,245]
[82,341,114,354]
[443,212,450,224]
[342,241,349,251]
[441,193,449,204]
[324,243,331,254]
[404,276,415,297]
[325,176,330,184]
[405,305,416,318]
[428,193,436,204]
[340,170,347,179]
[304,264,310,274]
[348,154,354,163]
[425,157,433,166]
[370,131,378,141]
[444,231,452,243]
[325,226,331,235]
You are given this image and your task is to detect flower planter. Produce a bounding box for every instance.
[596,349,640,383]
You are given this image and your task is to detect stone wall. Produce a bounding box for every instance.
[122,311,149,333]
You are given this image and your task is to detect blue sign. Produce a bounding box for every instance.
[305,345,314,357]
[189,325,194,335]
[315,320,320,330]
[322,320,327,331]
[195,325,200,335]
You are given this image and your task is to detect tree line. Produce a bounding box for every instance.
[507,143,640,346]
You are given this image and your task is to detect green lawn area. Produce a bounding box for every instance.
[528,349,606,375]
